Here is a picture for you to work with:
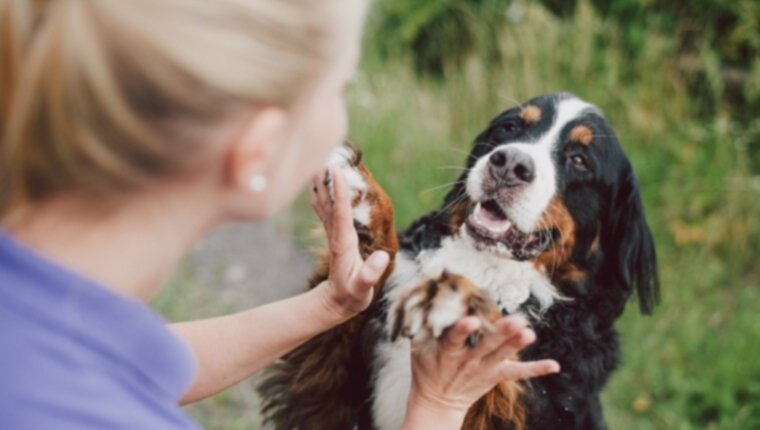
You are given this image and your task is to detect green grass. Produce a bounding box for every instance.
[156,1,760,428]
[350,2,760,429]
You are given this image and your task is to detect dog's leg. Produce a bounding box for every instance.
[258,143,398,430]
[390,272,526,430]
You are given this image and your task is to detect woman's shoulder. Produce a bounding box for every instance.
[0,233,199,429]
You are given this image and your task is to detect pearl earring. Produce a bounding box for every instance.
[248,174,268,193]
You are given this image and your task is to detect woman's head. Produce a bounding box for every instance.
[0,0,367,221]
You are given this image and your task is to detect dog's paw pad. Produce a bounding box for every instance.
[390,272,499,348]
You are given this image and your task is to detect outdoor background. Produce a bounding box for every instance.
[153,1,760,428]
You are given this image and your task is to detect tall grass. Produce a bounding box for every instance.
[350,2,760,428]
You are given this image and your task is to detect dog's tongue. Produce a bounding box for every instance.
[473,203,512,234]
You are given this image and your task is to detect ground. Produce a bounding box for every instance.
[153,219,312,430]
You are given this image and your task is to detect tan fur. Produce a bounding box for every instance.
[519,105,542,124]
[464,382,526,430]
[570,125,593,146]
[449,197,472,235]
[533,197,587,286]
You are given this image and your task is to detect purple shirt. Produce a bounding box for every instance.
[0,232,199,429]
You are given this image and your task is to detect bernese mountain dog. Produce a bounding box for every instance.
[259,93,660,430]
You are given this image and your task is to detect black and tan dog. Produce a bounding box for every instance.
[259,93,660,430]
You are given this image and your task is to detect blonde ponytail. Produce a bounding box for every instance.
[0,0,366,216]
[0,0,37,132]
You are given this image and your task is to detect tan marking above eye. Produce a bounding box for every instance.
[570,125,593,146]
[519,105,542,124]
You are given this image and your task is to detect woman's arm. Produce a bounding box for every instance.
[173,168,388,405]
[172,280,361,404]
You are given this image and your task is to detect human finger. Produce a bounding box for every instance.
[469,315,529,359]
[496,359,560,381]
[327,167,359,257]
[439,317,482,355]
[352,251,390,294]
[481,327,537,367]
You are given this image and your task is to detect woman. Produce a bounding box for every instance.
[0,0,559,429]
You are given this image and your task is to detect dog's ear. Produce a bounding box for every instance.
[604,167,660,314]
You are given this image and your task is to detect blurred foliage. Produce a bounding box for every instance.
[372,0,760,98]
[371,0,506,77]
[556,0,760,120]
[370,0,760,172]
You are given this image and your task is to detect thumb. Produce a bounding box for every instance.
[355,251,390,292]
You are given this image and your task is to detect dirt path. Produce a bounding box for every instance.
[185,219,314,309]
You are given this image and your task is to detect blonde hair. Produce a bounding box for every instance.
[0,0,363,215]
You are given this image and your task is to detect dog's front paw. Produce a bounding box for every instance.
[325,143,372,226]
[323,142,397,262]
[390,272,500,348]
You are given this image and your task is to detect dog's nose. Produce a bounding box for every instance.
[488,147,535,185]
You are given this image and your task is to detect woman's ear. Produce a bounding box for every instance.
[225,107,289,194]
[603,167,660,315]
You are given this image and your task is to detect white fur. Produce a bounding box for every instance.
[419,234,559,313]
[352,200,372,226]
[328,146,367,194]
[427,288,466,338]
[326,146,370,225]
[373,239,560,430]
[372,338,412,430]
[466,96,595,233]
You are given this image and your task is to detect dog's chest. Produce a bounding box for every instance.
[389,235,559,314]
[372,237,559,430]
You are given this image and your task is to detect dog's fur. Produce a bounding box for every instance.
[259,93,659,429]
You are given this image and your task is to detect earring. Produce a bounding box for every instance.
[248,174,268,193]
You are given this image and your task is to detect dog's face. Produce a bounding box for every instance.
[446,93,659,313]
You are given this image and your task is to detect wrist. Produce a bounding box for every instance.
[405,388,469,428]
[311,281,353,325]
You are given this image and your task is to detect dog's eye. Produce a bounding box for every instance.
[570,154,589,170]
[501,122,519,133]
[491,120,521,141]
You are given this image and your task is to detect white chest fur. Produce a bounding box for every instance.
[385,234,559,313]
[372,234,559,430]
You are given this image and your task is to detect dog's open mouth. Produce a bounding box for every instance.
[465,199,555,260]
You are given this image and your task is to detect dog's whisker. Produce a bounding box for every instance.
[446,147,478,161]
[437,165,468,171]
[437,192,469,215]
[421,180,466,195]
[497,93,525,111]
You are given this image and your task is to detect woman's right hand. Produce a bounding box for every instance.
[403,315,560,429]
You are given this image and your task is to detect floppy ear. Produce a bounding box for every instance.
[604,167,660,314]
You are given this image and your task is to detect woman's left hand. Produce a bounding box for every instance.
[310,167,390,321]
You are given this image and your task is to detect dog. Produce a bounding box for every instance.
[259,93,660,430]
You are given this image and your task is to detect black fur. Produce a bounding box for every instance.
[374,93,659,429]
[261,93,659,430]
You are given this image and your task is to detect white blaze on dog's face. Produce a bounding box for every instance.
[458,94,602,261]
[466,97,594,232]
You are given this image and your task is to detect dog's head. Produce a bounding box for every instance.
[444,93,659,315]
